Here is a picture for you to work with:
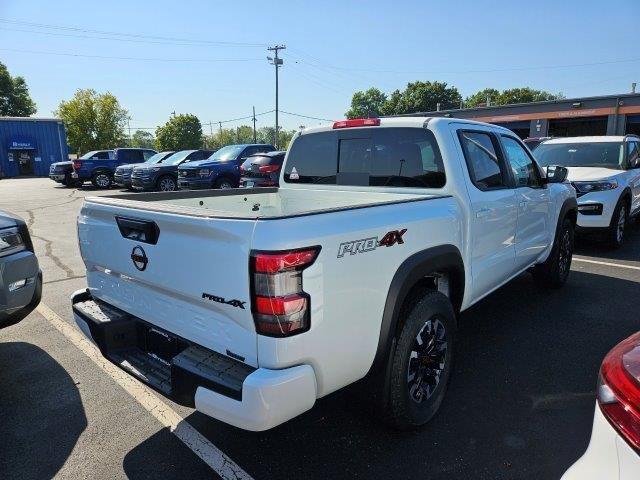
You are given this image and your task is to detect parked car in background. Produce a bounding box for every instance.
[49,160,77,187]
[523,136,552,151]
[0,210,41,329]
[115,151,174,189]
[535,135,640,248]
[178,143,275,190]
[131,150,213,192]
[239,150,286,188]
[72,148,157,188]
[561,331,640,480]
[51,150,115,187]
[71,117,576,431]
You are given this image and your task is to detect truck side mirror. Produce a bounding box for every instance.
[545,165,569,183]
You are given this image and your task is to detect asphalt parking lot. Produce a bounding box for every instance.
[1,177,639,480]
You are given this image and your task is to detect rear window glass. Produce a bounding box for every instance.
[247,154,285,166]
[284,128,445,188]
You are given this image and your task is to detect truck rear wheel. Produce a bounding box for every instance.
[532,218,573,288]
[385,290,455,430]
[91,171,112,188]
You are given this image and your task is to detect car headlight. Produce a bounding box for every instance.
[198,168,211,178]
[149,167,161,172]
[0,228,25,257]
[573,180,618,194]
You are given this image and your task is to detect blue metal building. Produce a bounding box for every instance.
[0,117,69,178]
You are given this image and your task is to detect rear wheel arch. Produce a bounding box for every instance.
[368,245,465,376]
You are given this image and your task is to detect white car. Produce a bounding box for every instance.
[71,117,576,431]
[562,332,640,480]
[535,136,640,248]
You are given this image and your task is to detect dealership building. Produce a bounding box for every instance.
[425,92,640,139]
[0,117,69,178]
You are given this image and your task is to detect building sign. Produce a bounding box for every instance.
[7,136,36,150]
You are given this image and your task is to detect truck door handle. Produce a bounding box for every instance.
[115,216,160,244]
[475,207,491,219]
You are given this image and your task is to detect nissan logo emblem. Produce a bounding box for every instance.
[131,245,148,271]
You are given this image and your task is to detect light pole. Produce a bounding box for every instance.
[268,45,285,148]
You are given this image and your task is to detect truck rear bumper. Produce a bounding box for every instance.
[71,289,316,431]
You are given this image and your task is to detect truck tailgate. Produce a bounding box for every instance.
[78,200,259,366]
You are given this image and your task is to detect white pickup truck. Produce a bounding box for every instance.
[72,117,577,431]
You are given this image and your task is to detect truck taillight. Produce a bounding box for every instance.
[332,118,380,129]
[73,160,82,170]
[250,247,320,337]
[598,331,640,452]
[258,164,280,173]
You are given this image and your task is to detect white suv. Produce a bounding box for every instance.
[535,136,640,248]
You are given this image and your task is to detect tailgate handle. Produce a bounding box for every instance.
[115,216,160,245]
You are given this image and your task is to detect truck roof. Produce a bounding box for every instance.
[299,116,513,135]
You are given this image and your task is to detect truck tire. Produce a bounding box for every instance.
[214,178,234,189]
[91,171,112,188]
[157,175,177,192]
[532,218,573,288]
[606,198,628,249]
[385,290,455,430]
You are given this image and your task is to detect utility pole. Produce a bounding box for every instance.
[267,45,286,148]
[218,121,222,134]
[127,116,131,146]
[252,106,257,143]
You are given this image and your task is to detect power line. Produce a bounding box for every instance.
[0,18,268,47]
[279,110,335,122]
[287,49,640,75]
[0,48,262,63]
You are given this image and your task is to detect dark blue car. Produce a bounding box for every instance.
[131,149,213,192]
[177,144,275,190]
[72,148,157,188]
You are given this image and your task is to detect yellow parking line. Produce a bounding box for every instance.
[36,303,253,480]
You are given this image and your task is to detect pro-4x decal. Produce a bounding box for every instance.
[337,229,407,258]
[202,292,247,309]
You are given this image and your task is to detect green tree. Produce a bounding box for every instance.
[464,88,501,108]
[155,114,203,151]
[497,87,564,105]
[386,81,462,114]
[256,127,296,149]
[345,87,387,119]
[55,89,127,155]
[130,130,155,149]
[0,61,37,116]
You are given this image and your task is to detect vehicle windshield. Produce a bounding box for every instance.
[144,152,170,164]
[535,142,624,169]
[162,150,193,166]
[207,145,244,162]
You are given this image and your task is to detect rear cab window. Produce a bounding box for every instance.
[284,127,446,188]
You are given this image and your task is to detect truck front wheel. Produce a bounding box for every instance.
[385,290,456,430]
[532,218,574,288]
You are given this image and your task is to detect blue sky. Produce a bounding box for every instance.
[0,0,637,132]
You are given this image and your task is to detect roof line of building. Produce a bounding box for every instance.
[0,116,63,122]
[404,92,639,117]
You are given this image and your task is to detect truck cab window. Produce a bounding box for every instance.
[459,131,507,190]
[501,135,543,188]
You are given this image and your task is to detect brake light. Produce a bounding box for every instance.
[250,247,320,337]
[73,160,82,170]
[598,331,640,452]
[332,118,381,129]
[258,164,280,173]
